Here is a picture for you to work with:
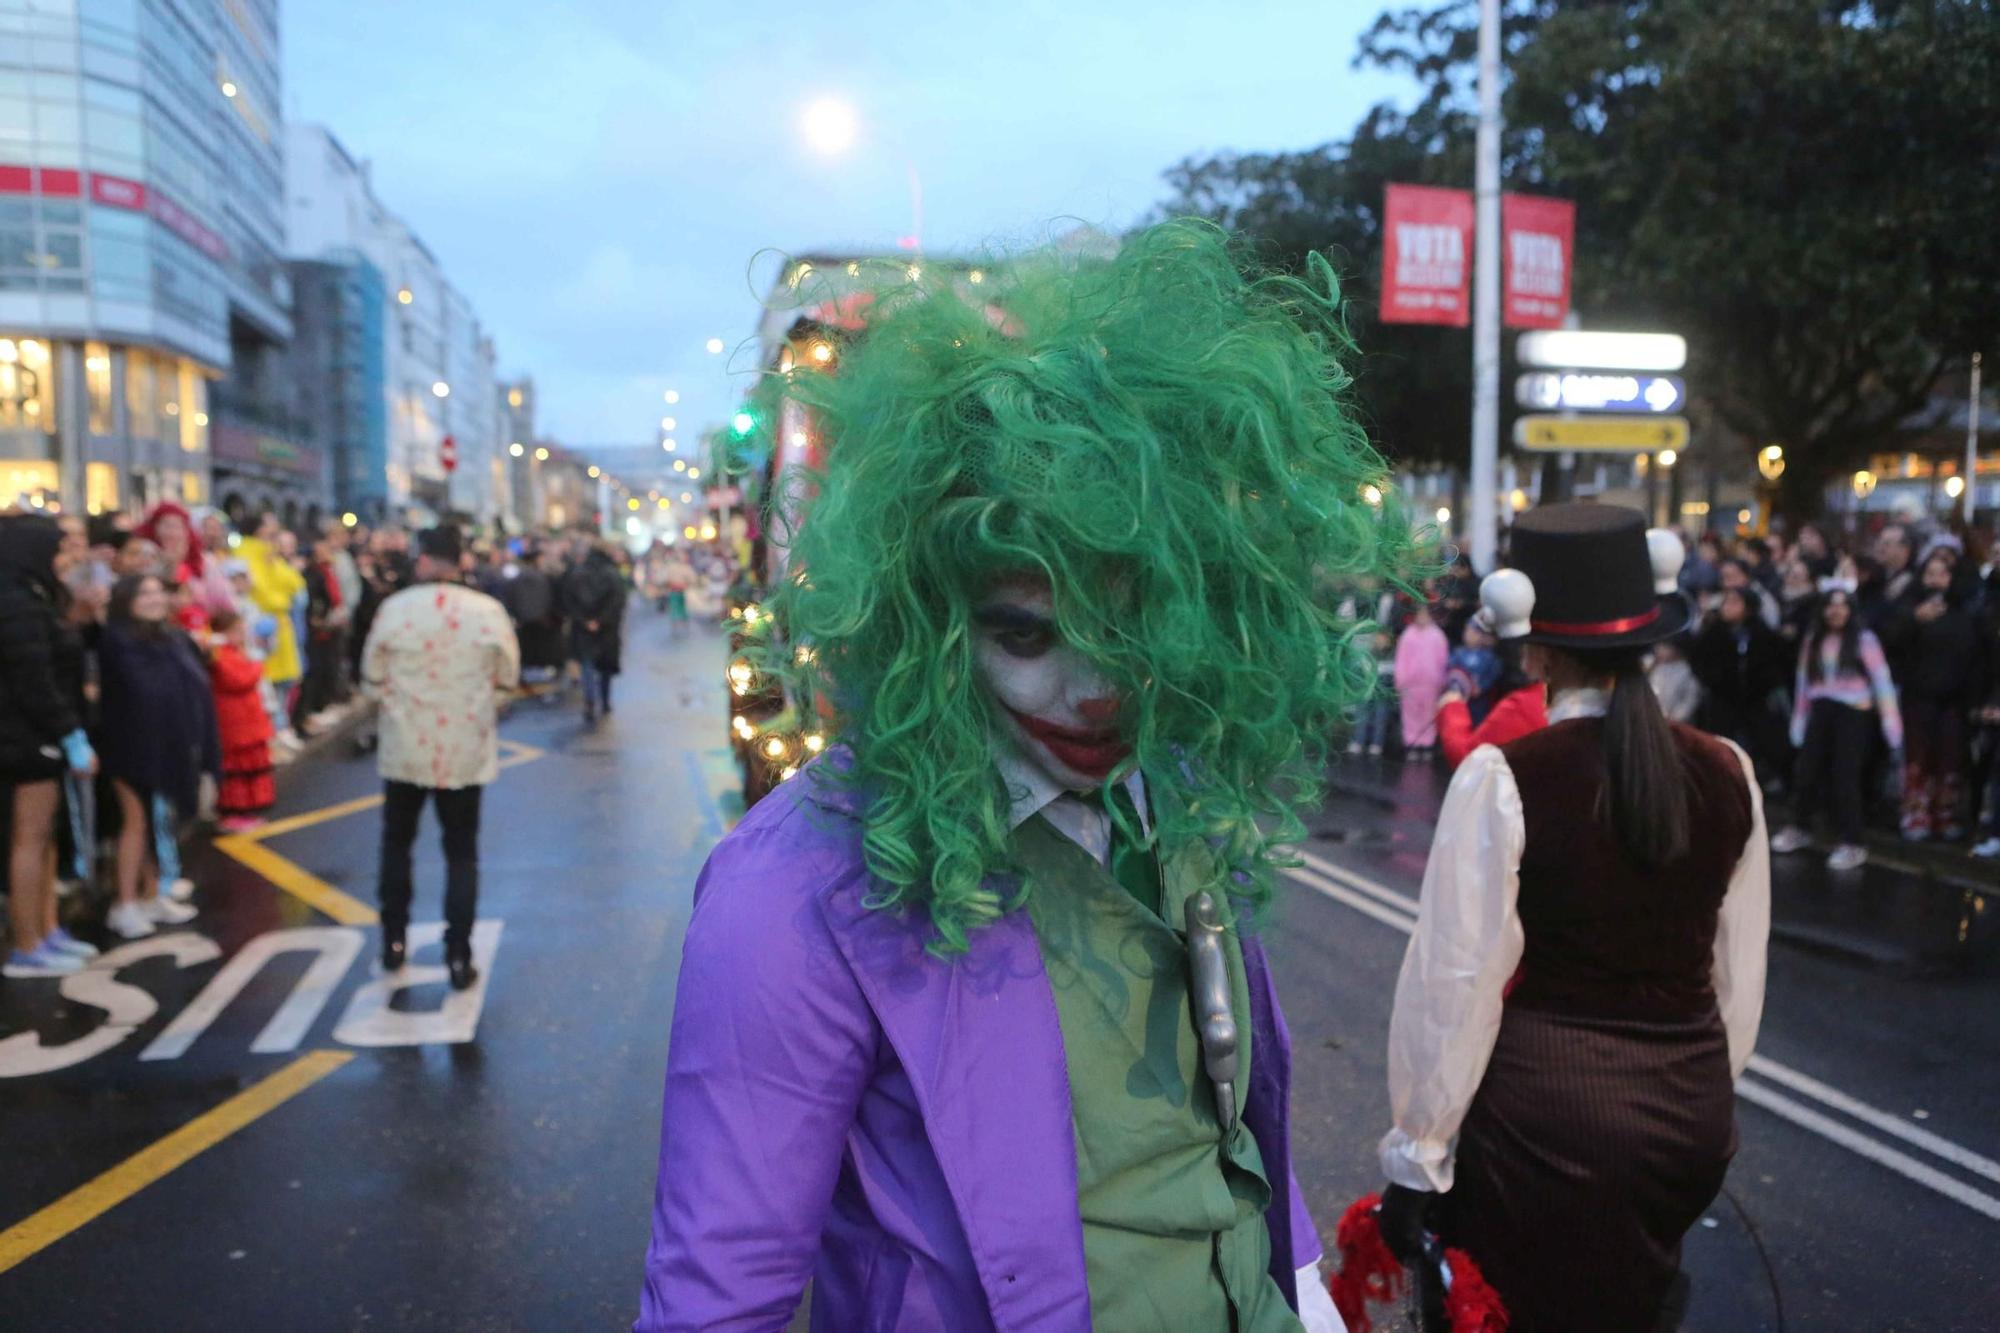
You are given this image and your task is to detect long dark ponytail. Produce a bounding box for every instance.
[1573,646,1689,871]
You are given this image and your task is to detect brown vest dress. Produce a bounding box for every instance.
[1438,718,1754,1333]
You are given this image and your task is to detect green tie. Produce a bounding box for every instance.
[1101,783,1161,916]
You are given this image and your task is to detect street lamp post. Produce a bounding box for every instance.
[1965,352,1982,527]
[1469,0,1502,572]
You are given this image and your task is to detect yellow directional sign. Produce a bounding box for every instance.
[1513,414,1689,452]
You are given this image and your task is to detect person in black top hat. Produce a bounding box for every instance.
[1373,502,1772,1333]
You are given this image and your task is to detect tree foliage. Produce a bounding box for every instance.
[1161,0,2000,513]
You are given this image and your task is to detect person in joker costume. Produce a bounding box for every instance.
[635,221,1401,1332]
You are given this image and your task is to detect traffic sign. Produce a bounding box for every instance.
[1517,330,1687,372]
[1516,372,1684,414]
[439,434,458,473]
[1513,414,1688,452]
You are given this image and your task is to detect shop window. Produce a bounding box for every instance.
[0,339,56,432]
[124,346,156,438]
[86,460,119,515]
[177,361,205,452]
[84,340,112,435]
[1,460,60,505]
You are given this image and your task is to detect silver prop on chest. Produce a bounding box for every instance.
[1183,890,1240,1137]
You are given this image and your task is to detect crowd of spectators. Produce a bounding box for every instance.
[0,499,680,979]
[1348,517,2000,871]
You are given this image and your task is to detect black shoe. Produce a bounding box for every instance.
[381,932,406,972]
[447,951,478,991]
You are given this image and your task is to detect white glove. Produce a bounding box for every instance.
[1297,1262,1348,1333]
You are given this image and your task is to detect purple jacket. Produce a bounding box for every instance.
[636,765,1322,1332]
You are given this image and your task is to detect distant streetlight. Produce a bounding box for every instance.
[431,381,450,398]
[535,447,550,461]
[1852,470,1877,499]
[705,337,725,355]
[1757,445,1786,481]
[508,442,524,457]
[800,97,858,155]
[398,288,414,306]
[587,465,600,478]
[1944,475,1966,500]
[1657,449,1678,469]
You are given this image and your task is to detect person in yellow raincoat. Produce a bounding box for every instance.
[237,511,305,693]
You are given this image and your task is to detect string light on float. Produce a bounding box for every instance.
[663,390,679,404]
[1359,483,1384,508]
[1852,470,1877,499]
[728,659,758,696]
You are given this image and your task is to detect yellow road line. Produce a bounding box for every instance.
[0,1050,353,1275]
[212,835,378,925]
[240,792,384,842]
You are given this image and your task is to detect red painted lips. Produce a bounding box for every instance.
[1007,708,1130,779]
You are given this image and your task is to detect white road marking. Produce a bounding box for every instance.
[333,920,503,1047]
[1733,1079,2000,1221]
[1283,849,2000,1224]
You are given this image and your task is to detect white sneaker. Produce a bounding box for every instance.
[1768,826,1813,855]
[1826,844,1869,872]
[143,896,198,925]
[4,942,85,978]
[167,877,196,902]
[106,901,157,939]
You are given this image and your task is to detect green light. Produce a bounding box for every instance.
[731,410,756,437]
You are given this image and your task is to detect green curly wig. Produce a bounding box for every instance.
[756,218,1410,953]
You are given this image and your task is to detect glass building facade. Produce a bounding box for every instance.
[0,0,287,516]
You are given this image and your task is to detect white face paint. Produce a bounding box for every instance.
[971,577,1130,792]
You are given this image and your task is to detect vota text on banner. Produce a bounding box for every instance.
[1380,183,1474,327]
[1502,193,1575,330]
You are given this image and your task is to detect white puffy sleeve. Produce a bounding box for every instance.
[1378,744,1526,1193]
[1713,739,1771,1078]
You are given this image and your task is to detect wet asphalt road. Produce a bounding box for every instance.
[2,606,1996,1330]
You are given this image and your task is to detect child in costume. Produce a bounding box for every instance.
[635,221,1403,1332]
[207,609,275,830]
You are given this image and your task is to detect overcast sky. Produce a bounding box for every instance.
[286,0,1410,451]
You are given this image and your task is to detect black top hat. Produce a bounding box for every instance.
[1510,502,1690,650]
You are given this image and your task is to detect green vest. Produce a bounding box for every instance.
[1016,814,1302,1333]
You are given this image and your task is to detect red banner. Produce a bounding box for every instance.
[1379,184,1474,326]
[1502,193,1574,329]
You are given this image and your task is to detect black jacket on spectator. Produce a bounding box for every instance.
[97,621,219,817]
[0,515,80,783]
[1691,612,1791,768]
[1900,584,1987,708]
[563,551,627,674]
[1861,565,1922,679]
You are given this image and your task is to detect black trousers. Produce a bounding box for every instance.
[378,781,483,952]
[1792,699,1873,845]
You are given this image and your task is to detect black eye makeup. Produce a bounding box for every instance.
[974,604,1059,659]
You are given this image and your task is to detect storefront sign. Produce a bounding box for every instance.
[0,163,229,262]
[1379,184,1473,326]
[1516,371,1685,413]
